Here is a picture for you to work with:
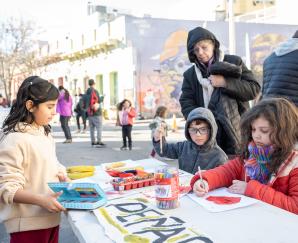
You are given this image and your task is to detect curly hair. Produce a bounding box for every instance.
[2,76,59,135]
[240,97,298,173]
[154,106,167,118]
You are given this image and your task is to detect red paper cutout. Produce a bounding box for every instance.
[206,196,241,205]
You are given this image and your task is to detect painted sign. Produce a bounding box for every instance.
[94,196,213,243]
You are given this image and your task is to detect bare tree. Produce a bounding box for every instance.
[0,17,46,104]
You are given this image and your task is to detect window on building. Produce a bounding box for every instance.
[109,72,118,105]
[96,74,103,94]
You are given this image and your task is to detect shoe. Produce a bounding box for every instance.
[81,129,86,134]
[63,139,72,144]
[120,146,127,150]
[129,146,132,150]
[75,130,81,133]
[97,141,106,146]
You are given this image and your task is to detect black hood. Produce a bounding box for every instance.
[185,107,218,149]
[187,27,220,64]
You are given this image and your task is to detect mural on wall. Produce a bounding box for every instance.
[141,29,191,116]
[127,16,297,117]
[250,33,287,84]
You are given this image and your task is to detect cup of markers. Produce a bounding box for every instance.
[155,166,179,209]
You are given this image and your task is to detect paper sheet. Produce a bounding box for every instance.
[188,187,258,212]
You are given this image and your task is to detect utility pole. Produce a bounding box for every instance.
[228,0,236,54]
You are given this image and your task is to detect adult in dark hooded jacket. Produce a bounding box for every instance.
[153,107,228,174]
[262,30,298,106]
[179,27,260,156]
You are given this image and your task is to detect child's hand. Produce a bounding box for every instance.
[153,127,165,142]
[38,191,66,213]
[193,179,209,197]
[57,172,71,182]
[227,180,247,195]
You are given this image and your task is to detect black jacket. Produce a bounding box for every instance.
[262,38,298,106]
[179,27,260,155]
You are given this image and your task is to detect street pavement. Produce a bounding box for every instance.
[0,117,185,243]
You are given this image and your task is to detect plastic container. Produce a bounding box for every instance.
[111,175,155,191]
[155,166,179,209]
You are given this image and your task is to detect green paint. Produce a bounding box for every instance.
[99,208,128,234]
[124,234,150,243]
[166,233,190,242]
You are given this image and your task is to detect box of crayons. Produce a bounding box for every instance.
[48,182,107,210]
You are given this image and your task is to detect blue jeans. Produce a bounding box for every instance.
[88,115,102,143]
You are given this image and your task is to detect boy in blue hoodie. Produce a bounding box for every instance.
[153,107,228,174]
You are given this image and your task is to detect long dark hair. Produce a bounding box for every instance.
[2,76,59,135]
[117,99,132,111]
[58,85,70,102]
[240,98,298,173]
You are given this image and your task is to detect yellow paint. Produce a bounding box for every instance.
[99,208,128,234]
[124,234,150,243]
[188,228,201,236]
[167,234,190,242]
[133,216,160,222]
[133,198,149,203]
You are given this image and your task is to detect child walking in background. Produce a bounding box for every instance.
[153,107,228,174]
[117,99,136,150]
[56,86,73,143]
[0,76,69,243]
[191,98,298,214]
[74,93,87,133]
[149,106,168,157]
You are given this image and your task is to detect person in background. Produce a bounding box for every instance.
[56,86,72,143]
[262,30,298,106]
[0,76,69,243]
[74,93,87,133]
[84,79,105,147]
[149,106,168,157]
[117,99,136,151]
[191,98,298,214]
[179,27,260,156]
[0,94,8,108]
[153,107,228,174]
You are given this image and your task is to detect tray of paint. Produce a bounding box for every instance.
[108,169,155,191]
[48,182,107,210]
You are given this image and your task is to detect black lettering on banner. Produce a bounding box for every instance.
[178,236,214,243]
[134,227,185,243]
[117,209,163,223]
[107,202,147,213]
[125,216,184,228]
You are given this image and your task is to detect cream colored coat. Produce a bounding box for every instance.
[0,123,66,233]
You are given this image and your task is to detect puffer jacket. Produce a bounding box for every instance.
[179,27,260,155]
[153,107,228,174]
[190,151,298,214]
[262,37,298,106]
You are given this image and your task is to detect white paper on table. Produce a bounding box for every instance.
[188,187,258,212]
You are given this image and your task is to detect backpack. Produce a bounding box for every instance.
[87,89,100,116]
